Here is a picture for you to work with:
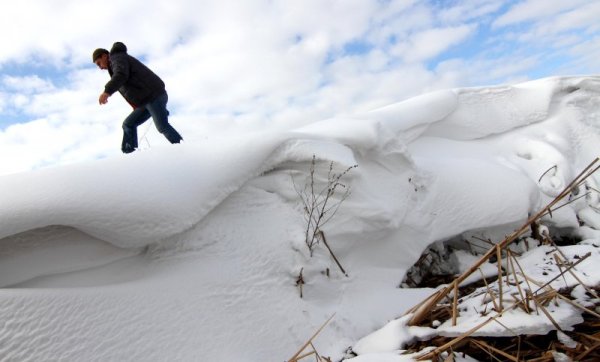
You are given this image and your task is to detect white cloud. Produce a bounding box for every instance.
[493,0,591,27]
[482,0,600,82]
[438,0,504,24]
[0,0,598,175]
[0,93,6,113]
[2,75,55,94]
[499,2,600,44]
[392,25,476,63]
[568,36,600,75]
[435,55,539,86]
[543,2,600,34]
[368,3,435,47]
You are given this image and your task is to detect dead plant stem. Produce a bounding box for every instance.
[408,158,600,326]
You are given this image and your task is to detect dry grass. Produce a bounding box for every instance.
[402,157,600,361]
[287,314,335,362]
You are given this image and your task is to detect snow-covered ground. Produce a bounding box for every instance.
[1,75,599,361]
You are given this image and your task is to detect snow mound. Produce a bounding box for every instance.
[1,76,600,361]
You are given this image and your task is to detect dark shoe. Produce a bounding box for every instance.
[122,143,136,154]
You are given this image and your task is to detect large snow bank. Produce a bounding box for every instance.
[0,76,599,361]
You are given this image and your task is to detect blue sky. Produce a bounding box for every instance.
[0,0,599,174]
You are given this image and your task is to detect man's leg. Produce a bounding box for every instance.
[146,92,183,144]
[122,107,151,153]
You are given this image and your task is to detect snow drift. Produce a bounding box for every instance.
[0,75,599,361]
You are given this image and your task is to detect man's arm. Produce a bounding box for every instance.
[104,53,130,95]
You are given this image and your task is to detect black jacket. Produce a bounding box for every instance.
[104,42,165,107]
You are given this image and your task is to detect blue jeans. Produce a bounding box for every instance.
[121,92,183,153]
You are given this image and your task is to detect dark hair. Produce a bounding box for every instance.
[92,48,109,62]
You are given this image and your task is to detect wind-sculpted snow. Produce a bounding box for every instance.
[296,89,458,149]
[0,132,292,248]
[0,76,599,361]
[3,77,596,252]
[0,90,459,253]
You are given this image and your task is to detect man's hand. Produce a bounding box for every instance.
[99,92,110,105]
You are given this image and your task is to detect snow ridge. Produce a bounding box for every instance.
[0,76,599,361]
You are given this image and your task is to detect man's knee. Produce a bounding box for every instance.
[153,121,167,134]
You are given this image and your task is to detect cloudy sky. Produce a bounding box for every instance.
[0,0,599,175]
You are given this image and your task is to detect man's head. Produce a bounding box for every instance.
[92,48,109,70]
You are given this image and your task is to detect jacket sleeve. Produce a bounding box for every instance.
[104,54,130,95]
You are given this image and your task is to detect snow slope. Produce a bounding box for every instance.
[0,75,599,361]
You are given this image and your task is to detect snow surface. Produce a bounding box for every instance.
[1,75,600,361]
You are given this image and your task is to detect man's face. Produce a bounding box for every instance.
[95,53,109,70]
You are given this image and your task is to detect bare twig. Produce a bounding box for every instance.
[548,192,590,215]
[287,314,335,362]
[292,155,357,256]
[452,282,458,326]
[530,291,562,332]
[554,253,599,299]
[507,251,530,313]
[318,231,348,277]
[478,269,500,312]
[530,253,591,295]
[470,236,495,248]
[416,304,520,360]
[470,338,519,362]
[575,341,600,361]
[496,245,504,312]
[510,252,537,312]
[524,277,600,319]
[553,254,570,289]
[554,292,600,319]
[538,165,557,183]
[296,268,305,298]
